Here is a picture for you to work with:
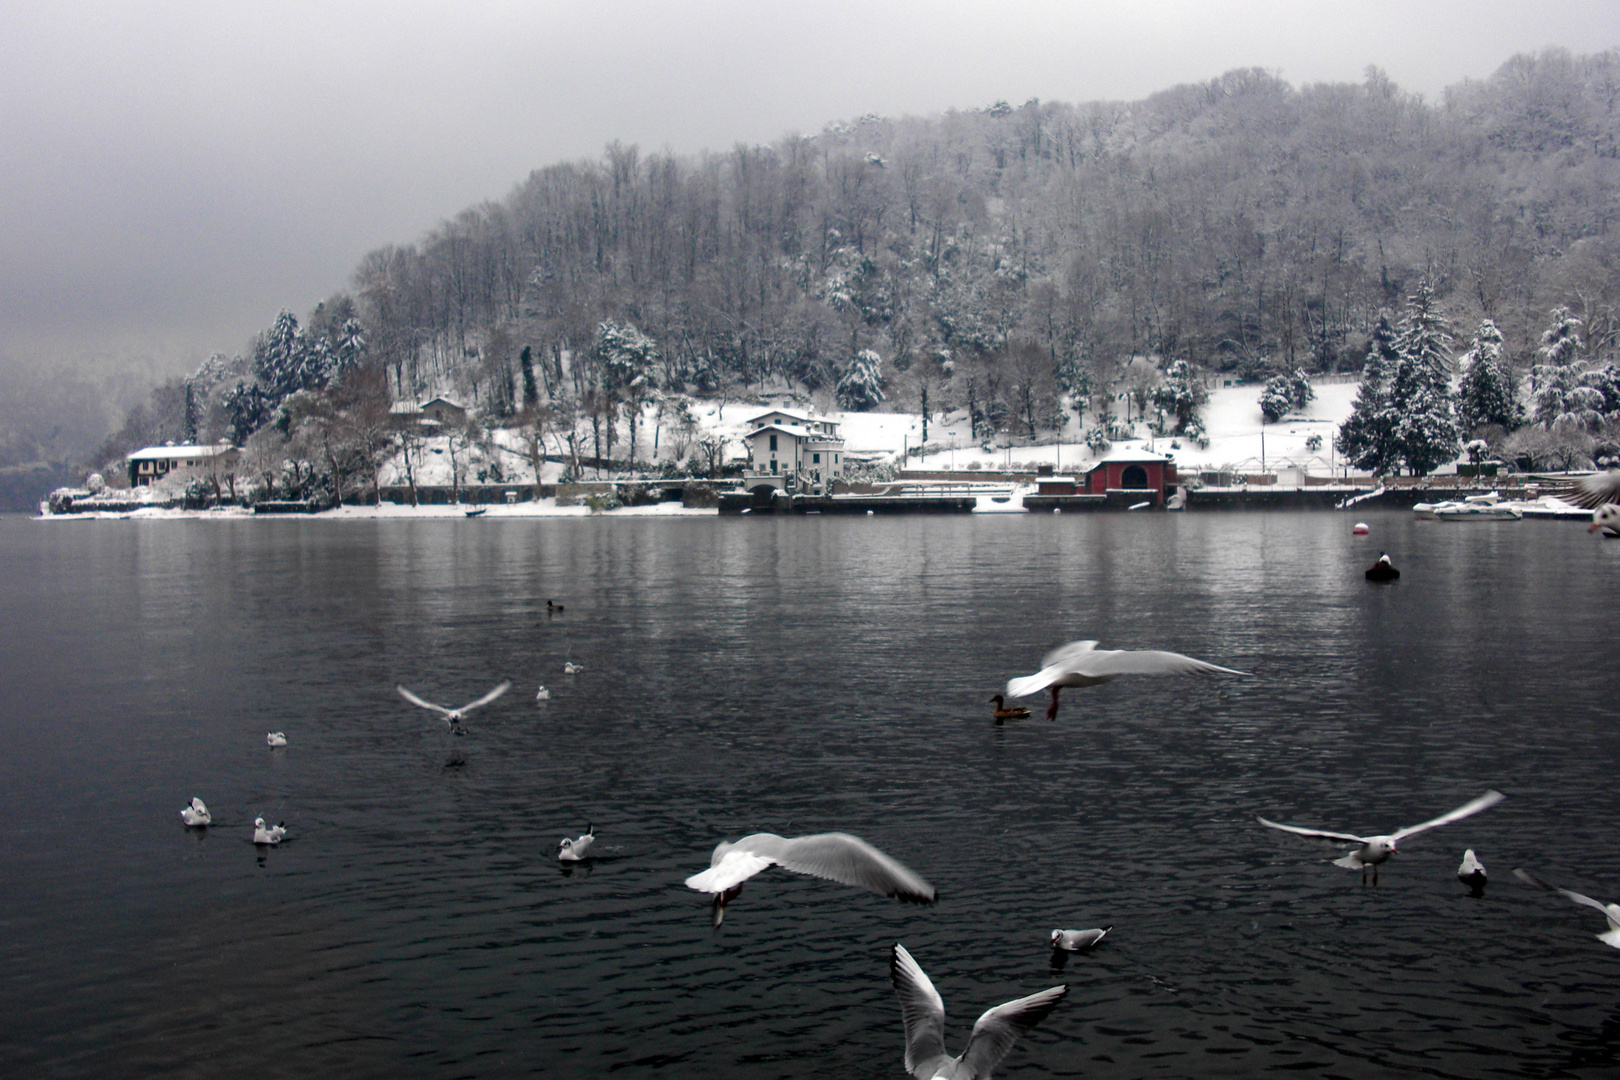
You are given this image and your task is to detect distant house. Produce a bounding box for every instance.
[390,396,468,431]
[126,443,239,487]
[1079,450,1177,504]
[742,409,846,492]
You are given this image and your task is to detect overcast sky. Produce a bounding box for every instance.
[4,0,1617,382]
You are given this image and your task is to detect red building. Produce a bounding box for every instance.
[1081,451,1176,505]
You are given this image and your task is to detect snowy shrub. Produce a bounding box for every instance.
[583,491,622,513]
[1085,428,1111,452]
[1305,434,1323,451]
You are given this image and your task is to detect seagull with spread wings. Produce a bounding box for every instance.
[1515,869,1620,949]
[890,943,1067,1080]
[1556,470,1620,535]
[684,831,935,926]
[1006,639,1247,719]
[1258,790,1504,884]
[396,681,511,735]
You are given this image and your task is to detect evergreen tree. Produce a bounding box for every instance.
[1455,319,1520,433]
[595,320,659,463]
[1258,366,1312,422]
[519,345,539,411]
[1388,285,1460,474]
[836,349,886,411]
[1336,313,1402,475]
[1150,359,1208,434]
[1540,305,1583,366]
[182,380,201,443]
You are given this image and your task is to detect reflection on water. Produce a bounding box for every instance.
[1,511,1618,1078]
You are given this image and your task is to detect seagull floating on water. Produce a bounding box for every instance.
[558,824,595,861]
[563,661,584,675]
[266,731,287,747]
[1006,640,1247,719]
[396,681,511,735]
[1365,553,1400,581]
[1458,849,1488,890]
[253,817,287,845]
[179,797,211,827]
[535,685,551,701]
[685,831,935,926]
[890,942,1067,1080]
[1515,868,1620,949]
[1258,790,1504,884]
[1050,926,1110,951]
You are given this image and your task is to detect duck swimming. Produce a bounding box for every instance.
[988,694,1031,721]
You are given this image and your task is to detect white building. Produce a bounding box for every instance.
[742,409,846,492]
[126,443,239,487]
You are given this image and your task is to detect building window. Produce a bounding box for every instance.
[812,453,820,464]
[769,435,778,452]
[834,454,839,464]
[770,459,777,474]
[1121,465,1149,488]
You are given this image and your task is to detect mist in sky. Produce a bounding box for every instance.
[3,0,1617,380]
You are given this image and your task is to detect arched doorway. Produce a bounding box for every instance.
[1121,465,1149,488]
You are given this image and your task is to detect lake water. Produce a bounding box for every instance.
[2,509,1618,1079]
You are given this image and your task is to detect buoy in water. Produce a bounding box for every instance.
[1353,522,1370,535]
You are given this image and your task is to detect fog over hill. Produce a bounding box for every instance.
[7,33,1620,505]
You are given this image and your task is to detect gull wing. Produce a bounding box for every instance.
[890,944,951,1080]
[1040,640,1100,670]
[1514,869,1618,918]
[1257,816,1367,845]
[957,983,1069,1079]
[1391,790,1504,841]
[684,848,776,893]
[1564,469,1620,510]
[1008,642,1099,698]
[456,680,512,714]
[763,832,936,902]
[1077,648,1248,678]
[396,685,451,717]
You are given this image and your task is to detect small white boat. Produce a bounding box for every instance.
[1433,502,1522,522]
[1412,500,1459,520]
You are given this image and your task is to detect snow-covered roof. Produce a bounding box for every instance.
[422,396,465,410]
[1091,449,1169,465]
[746,423,844,444]
[748,407,813,424]
[389,402,421,415]
[127,444,237,462]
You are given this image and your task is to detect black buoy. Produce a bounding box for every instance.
[1365,552,1400,582]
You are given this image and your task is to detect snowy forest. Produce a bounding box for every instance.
[79,48,1620,497]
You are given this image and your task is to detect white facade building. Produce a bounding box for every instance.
[743,409,846,492]
[126,443,239,487]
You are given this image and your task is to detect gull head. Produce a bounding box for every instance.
[1592,505,1620,533]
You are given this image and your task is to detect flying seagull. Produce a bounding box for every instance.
[1258,790,1505,884]
[396,681,511,734]
[685,832,935,926]
[179,797,211,827]
[1007,640,1247,719]
[1561,468,1620,511]
[559,824,595,861]
[890,942,1067,1080]
[1515,868,1620,949]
